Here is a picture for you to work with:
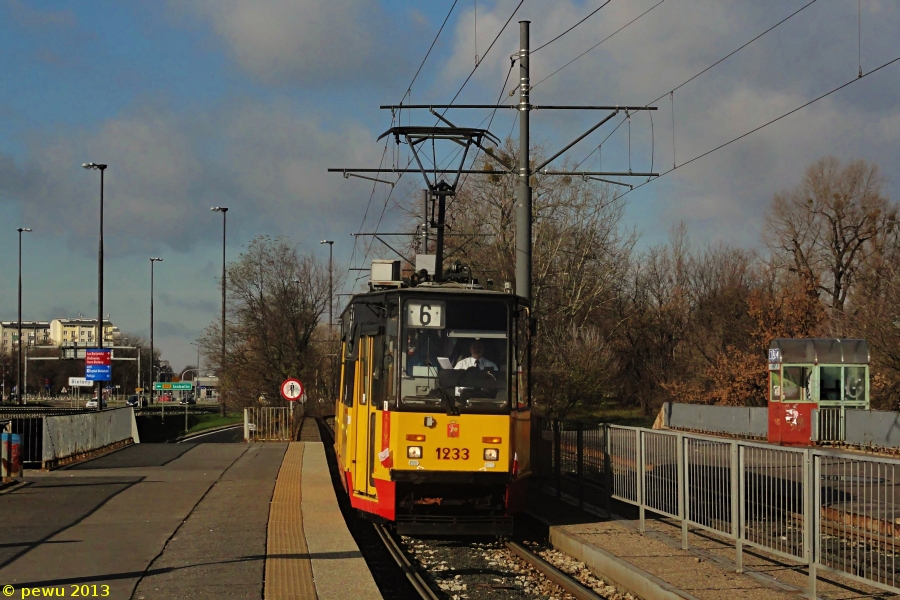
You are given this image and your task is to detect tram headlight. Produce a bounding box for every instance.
[407,446,423,459]
[484,448,499,461]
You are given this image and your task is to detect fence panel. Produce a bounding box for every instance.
[642,430,680,519]
[244,407,293,441]
[740,442,807,561]
[582,425,607,487]
[814,450,900,593]
[684,436,734,536]
[608,426,640,505]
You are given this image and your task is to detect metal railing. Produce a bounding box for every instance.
[244,407,294,442]
[535,418,900,597]
[813,407,845,443]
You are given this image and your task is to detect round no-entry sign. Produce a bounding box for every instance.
[280,378,304,402]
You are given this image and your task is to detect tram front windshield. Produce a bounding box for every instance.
[400,298,509,413]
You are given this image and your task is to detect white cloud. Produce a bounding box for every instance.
[173,0,408,86]
[0,98,385,257]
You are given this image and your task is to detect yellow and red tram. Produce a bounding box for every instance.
[333,282,531,535]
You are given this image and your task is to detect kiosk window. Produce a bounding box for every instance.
[782,366,811,401]
[770,371,781,402]
[843,366,866,402]
[819,367,841,401]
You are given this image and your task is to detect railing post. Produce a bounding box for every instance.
[604,423,612,515]
[806,448,817,598]
[577,422,584,509]
[553,419,561,499]
[679,433,688,550]
[737,444,745,573]
[638,429,645,533]
[731,440,741,572]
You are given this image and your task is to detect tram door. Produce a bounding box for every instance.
[353,336,377,497]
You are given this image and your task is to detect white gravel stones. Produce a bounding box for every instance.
[397,535,638,599]
[536,547,637,600]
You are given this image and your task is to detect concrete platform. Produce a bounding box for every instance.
[0,441,381,600]
[529,487,900,600]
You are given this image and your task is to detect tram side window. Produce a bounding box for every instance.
[782,366,811,401]
[843,366,866,402]
[342,361,355,407]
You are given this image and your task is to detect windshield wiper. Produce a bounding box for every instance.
[435,383,460,416]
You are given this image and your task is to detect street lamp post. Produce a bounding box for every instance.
[319,239,334,401]
[16,227,32,405]
[150,258,163,406]
[189,341,201,402]
[82,162,107,408]
[211,207,228,416]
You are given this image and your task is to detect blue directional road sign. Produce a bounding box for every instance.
[85,349,112,382]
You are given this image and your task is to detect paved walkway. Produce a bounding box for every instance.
[0,441,380,600]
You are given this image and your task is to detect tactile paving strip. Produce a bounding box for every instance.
[265,443,318,600]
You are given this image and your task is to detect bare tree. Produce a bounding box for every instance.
[200,236,338,410]
[764,157,898,321]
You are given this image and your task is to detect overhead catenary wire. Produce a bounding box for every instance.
[401,0,459,106]
[644,0,820,107]
[352,1,463,281]
[574,0,821,176]
[532,0,667,89]
[442,0,525,114]
[615,54,900,202]
[531,0,613,54]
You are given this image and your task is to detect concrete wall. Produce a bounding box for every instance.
[42,407,138,464]
[844,409,900,447]
[663,402,768,438]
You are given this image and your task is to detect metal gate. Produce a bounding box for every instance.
[244,407,294,441]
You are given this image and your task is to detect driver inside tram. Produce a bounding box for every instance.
[454,340,498,371]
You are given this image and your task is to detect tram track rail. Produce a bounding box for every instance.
[375,523,442,600]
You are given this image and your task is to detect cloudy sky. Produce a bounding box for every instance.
[1,0,899,371]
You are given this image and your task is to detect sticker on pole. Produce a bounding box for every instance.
[280,378,304,402]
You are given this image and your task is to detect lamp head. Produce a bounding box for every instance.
[211,206,229,213]
[82,162,107,171]
[150,257,163,262]
[17,227,32,233]
[320,239,333,245]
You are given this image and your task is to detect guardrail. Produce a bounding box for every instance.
[0,407,138,468]
[244,407,296,441]
[536,418,900,597]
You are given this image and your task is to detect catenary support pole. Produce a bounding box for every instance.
[97,167,105,408]
[515,21,532,301]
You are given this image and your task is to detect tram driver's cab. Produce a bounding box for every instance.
[767,338,869,445]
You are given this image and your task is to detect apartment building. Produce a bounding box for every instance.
[0,321,50,352]
[49,317,120,347]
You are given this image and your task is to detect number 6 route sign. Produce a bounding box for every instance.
[280,378,304,402]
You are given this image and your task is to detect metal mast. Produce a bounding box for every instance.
[516,21,532,301]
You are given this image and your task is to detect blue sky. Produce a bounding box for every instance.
[2,0,900,371]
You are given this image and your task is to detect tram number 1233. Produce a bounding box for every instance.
[436,448,470,460]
